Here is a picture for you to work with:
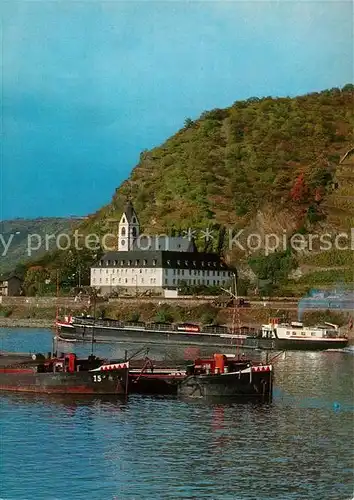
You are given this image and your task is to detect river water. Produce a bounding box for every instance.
[0,328,353,500]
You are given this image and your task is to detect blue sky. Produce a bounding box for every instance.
[1,0,352,219]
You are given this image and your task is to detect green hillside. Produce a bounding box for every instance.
[19,85,354,295]
[0,218,82,275]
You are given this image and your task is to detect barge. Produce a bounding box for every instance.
[128,353,273,400]
[56,315,259,349]
[0,352,129,395]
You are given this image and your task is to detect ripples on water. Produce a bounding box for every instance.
[0,329,353,500]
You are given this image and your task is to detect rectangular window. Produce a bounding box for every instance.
[152,259,157,266]
[165,279,168,285]
[128,260,132,266]
[181,270,184,276]
[143,259,147,266]
[135,260,139,266]
[120,260,124,266]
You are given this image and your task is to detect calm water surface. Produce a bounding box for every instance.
[0,328,353,500]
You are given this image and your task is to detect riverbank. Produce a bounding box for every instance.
[0,318,53,329]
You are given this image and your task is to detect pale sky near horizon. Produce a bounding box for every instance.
[1,0,353,219]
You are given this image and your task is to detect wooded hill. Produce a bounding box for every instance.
[17,85,354,295]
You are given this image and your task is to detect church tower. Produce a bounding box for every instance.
[118,200,140,251]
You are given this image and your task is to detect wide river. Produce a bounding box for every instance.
[0,328,353,500]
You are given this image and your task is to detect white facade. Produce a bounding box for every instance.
[91,266,233,294]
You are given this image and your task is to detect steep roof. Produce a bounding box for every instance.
[132,236,196,252]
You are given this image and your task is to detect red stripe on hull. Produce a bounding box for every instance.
[0,369,34,374]
[0,385,96,394]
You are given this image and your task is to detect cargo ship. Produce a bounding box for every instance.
[128,353,273,400]
[56,315,259,349]
[0,351,129,395]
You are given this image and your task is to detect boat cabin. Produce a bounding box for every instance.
[37,353,102,373]
[261,318,345,340]
[186,353,251,376]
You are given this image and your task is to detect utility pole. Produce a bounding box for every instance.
[221,272,241,357]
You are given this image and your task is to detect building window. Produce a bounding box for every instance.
[223,271,226,277]
[121,227,126,236]
[143,259,147,266]
[99,260,103,266]
[118,278,121,283]
[125,278,128,283]
[128,260,132,266]
[152,259,157,266]
[173,279,176,284]
[193,261,196,266]
[132,227,137,237]
[185,260,188,266]
[177,269,180,275]
[167,260,171,266]
[135,260,139,266]
[193,279,196,285]
[177,260,181,266]
[201,261,204,267]
[181,270,184,276]
[99,278,102,283]
[120,260,124,266]
[106,278,108,283]
[106,269,109,274]
[165,279,168,285]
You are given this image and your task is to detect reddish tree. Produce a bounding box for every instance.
[290,173,307,202]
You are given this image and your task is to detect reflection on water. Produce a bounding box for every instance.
[0,328,353,499]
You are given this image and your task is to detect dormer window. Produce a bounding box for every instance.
[152,259,157,266]
[121,227,126,236]
[114,260,118,266]
[185,260,188,266]
[122,216,126,223]
[143,259,147,266]
[167,260,171,266]
[128,260,132,266]
[120,260,124,266]
[135,260,139,266]
[193,261,196,266]
[177,260,181,266]
[201,261,204,267]
[106,260,110,266]
[132,217,136,223]
[99,260,103,266]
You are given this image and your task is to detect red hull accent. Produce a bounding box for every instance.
[0,385,96,394]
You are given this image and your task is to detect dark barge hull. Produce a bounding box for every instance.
[257,338,349,351]
[58,324,259,349]
[129,370,272,400]
[0,370,127,394]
